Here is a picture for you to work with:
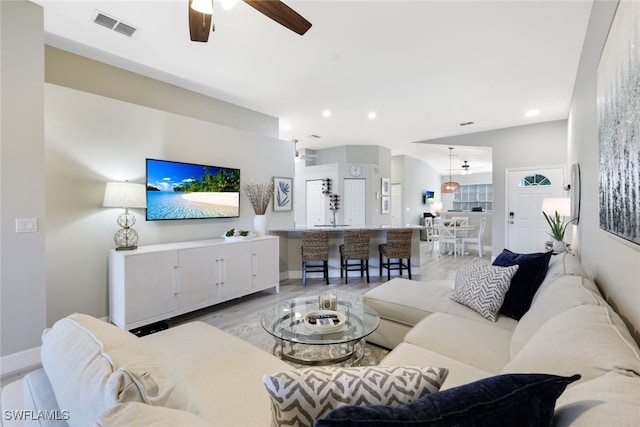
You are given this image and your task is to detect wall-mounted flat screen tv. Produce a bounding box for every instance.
[423,190,435,203]
[146,158,240,220]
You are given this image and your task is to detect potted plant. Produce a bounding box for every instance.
[542,210,575,253]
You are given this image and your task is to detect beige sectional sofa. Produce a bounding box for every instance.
[364,253,640,425]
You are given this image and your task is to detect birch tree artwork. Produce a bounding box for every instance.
[597,0,640,245]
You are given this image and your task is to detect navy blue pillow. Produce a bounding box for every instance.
[314,373,580,427]
[493,249,553,320]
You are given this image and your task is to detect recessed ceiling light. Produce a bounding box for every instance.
[322,110,331,118]
[525,109,540,117]
[368,112,377,120]
[282,123,291,131]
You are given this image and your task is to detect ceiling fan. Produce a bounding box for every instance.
[189,0,312,43]
[293,139,317,162]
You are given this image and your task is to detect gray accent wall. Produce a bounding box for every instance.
[568,0,640,342]
[1,0,47,357]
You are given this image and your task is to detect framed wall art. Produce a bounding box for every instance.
[273,177,293,212]
[381,196,390,214]
[381,178,390,196]
[597,0,640,245]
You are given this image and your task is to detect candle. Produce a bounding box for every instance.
[319,292,338,311]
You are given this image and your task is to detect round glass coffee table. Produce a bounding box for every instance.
[260,295,380,366]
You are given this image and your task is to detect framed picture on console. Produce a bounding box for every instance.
[273,177,293,211]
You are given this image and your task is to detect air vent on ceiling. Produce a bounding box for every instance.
[93,11,137,37]
[310,134,321,139]
[459,121,474,127]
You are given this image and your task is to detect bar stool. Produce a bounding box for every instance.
[379,228,413,280]
[339,229,371,284]
[301,230,330,286]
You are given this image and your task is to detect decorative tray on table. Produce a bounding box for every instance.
[303,310,346,333]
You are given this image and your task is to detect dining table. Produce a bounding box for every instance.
[433,224,476,255]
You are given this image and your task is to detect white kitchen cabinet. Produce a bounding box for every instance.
[109,236,279,330]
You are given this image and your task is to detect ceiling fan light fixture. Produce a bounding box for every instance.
[441,147,461,194]
[461,160,471,175]
[219,0,240,10]
[191,0,213,15]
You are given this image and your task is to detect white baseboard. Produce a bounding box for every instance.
[0,346,41,378]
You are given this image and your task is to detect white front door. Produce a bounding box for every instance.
[506,167,565,253]
[343,178,366,227]
[391,183,402,227]
[306,180,326,227]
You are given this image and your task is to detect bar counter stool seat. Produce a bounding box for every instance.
[379,228,413,280]
[301,230,330,286]
[339,229,371,284]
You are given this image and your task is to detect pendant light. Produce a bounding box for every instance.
[441,147,461,193]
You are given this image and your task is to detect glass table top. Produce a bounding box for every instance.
[260,294,380,346]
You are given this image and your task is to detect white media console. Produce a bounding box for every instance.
[109,236,279,330]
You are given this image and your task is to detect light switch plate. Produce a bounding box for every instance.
[15,218,37,233]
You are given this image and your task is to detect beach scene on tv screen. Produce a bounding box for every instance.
[146,159,240,220]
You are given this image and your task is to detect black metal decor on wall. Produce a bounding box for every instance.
[597,0,640,245]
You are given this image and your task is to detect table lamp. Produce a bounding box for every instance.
[103,181,147,250]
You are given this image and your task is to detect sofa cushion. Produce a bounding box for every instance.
[502,305,640,383]
[493,249,552,320]
[94,402,213,427]
[510,275,600,358]
[141,321,292,427]
[554,371,640,426]
[363,278,454,327]
[404,313,513,374]
[40,314,203,427]
[263,366,448,427]
[379,343,493,390]
[314,373,580,427]
[450,259,519,322]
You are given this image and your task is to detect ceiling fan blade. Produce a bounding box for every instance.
[243,0,312,35]
[189,0,214,42]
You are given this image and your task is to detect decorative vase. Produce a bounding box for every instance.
[254,214,267,237]
[552,239,567,253]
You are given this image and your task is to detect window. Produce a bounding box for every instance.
[453,183,493,211]
[520,174,551,186]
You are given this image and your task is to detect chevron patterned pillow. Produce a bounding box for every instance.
[451,258,519,322]
[262,366,448,427]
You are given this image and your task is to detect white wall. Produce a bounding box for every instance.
[0,1,47,357]
[419,120,568,253]
[568,0,640,341]
[392,155,442,226]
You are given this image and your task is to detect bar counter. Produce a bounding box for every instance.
[269,225,426,282]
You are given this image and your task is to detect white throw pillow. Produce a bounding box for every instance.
[450,259,519,322]
[41,314,203,427]
[263,366,448,427]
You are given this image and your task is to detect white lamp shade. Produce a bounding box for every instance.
[103,182,147,209]
[541,197,571,217]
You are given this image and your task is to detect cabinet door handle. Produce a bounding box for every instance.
[215,259,220,286]
[252,253,258,277]
[173,266,181,296]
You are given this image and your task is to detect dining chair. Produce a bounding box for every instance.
[301,230,330,286]
[438,222,461,257]
[461,218,486,257]
[451,216,470,237]
[379,228,413,280]
[339,229,371,284]
[424,217,438,252]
